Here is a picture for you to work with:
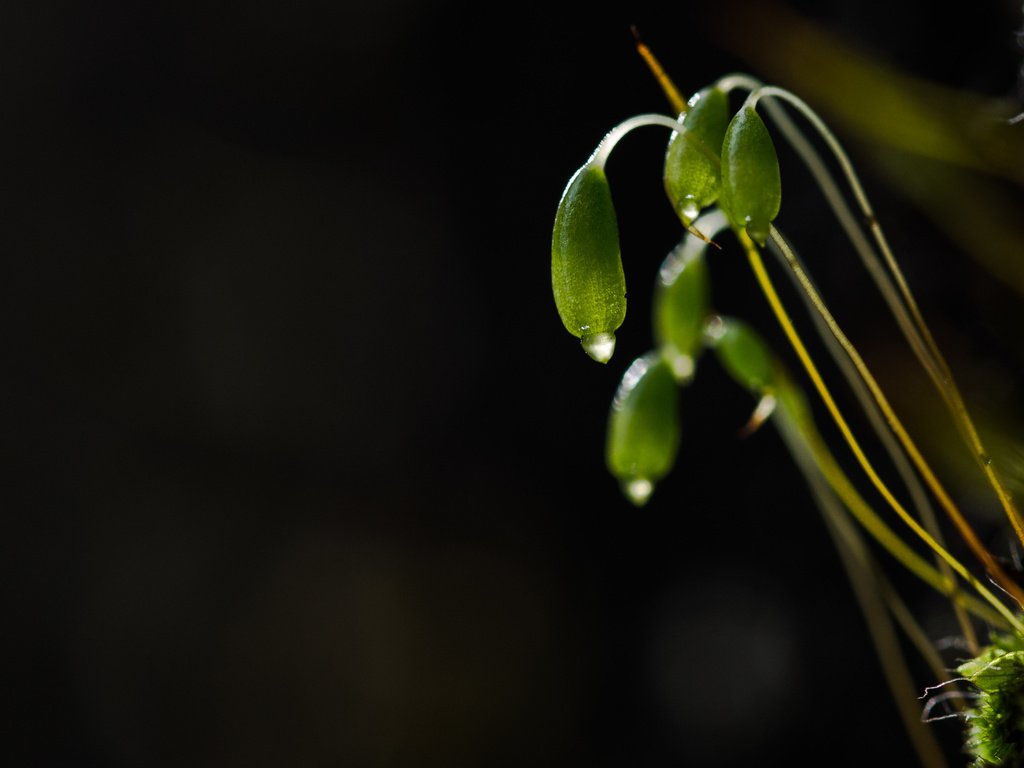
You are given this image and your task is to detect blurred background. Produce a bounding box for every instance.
[5,0,1024,765]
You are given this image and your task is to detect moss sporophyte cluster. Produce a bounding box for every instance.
[550,46,1024,768]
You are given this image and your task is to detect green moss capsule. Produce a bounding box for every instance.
[720,105,781,246]
[606,353,680,506]
[551,163,625,363]
[704,315,776,393]
[662,87,729,226]
[653,234,711,384]
[774,371,812,429]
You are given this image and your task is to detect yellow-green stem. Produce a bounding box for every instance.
[742,234,1024,632]
[779,379,1006,629]
[763,226,1024,609]
[777,406,949,767]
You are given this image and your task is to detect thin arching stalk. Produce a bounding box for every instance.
[764,226,1024,609]
[741,231,1024,630]
[775,374,1006,629]
[634,54,1021,557]
[589,113,695,169]
[748,83,1024,553]
[768,229,980,654]
[776,404,949,768]
[639,55,984,646]
[714,75,995,649]
[744,80,980,648]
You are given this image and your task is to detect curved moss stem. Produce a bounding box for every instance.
[747,83,1024,553]
[776,375,1006,629]
[764,225,1024,609]
[768,227,981,653]
[776,404,950,768]
[589,113,686,170]
[742,232,1024,631]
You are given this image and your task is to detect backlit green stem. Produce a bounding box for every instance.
[776,376,1006,629]
[776,405,950,768]
[590,114,689,169]
[764,226,1024,608]
[768,228,980,653]
[743,233,1024,632]
[748,83,1024,553]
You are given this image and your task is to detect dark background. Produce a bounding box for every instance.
[6,1,1024,765]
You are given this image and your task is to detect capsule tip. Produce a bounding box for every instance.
[582,332,616,363]
[680,199,701,225]
[623,477,654,506]
[746,221,769,247]
[666,350,695,384]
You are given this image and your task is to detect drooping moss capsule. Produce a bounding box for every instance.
[606,352,680,506]
[653,209,729,383]
[704,314,777,393]
[551,162,625,363]
[774,370,812,429]
[662,87,729,226]
[720,105,781,246]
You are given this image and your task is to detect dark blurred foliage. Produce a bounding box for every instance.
[4,1,1023,766]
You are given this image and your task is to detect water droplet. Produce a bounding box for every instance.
[746,221,769,247]
[582,332,616,363]
[624,478,653,506]
[680,198,701,224]
[702,314,726,344]
[982,453,993,467]
[667,350,695,383]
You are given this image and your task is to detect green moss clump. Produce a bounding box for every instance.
[958,633,1024,767]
